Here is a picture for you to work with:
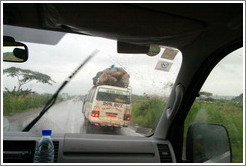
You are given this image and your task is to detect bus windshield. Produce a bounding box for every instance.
[96,88,130,104]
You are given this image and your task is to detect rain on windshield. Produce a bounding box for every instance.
[3,31,182,136]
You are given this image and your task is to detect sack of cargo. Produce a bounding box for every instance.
[93,65,129,87]
[121,73,130,87]
[93,71,102,85]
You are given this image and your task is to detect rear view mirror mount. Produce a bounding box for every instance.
[3,36,28,62]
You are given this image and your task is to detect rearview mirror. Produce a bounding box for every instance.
[3,36,28,62]
[186,123,231,163]
[117,41,150,54]
[117,41,161,56]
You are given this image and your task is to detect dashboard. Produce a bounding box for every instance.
[3,132,176,163]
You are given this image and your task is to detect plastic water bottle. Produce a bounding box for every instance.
[34,129,54,163]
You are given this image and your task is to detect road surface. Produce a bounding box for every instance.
[4,99,142,136]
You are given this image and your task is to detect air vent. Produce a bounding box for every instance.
[157,144,172,163]
[3,140,36,163]
[53,141,59,162]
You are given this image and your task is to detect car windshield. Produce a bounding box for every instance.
[3,28,182,135]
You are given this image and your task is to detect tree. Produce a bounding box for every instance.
[233,93,243,101]
[199,91,213,97]
[3,67,55,92]
[164,82,174,89]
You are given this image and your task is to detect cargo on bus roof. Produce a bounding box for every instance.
[92,65,130,88]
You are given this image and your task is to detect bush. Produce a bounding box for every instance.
[4,87,35,96]
[131,95,167,129]
[3,92,52,116]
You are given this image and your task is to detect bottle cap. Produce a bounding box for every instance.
[42,129,52,136]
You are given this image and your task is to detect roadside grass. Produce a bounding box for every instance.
[131,95,167,129]
[184,100,243,163]
[3,92,63,116]
[131,95,243,163]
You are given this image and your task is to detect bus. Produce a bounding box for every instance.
[82,85,131,130]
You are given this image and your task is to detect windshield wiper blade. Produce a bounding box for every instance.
[22,50,99,132]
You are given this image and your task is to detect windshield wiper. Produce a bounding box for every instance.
[22,50,99,132]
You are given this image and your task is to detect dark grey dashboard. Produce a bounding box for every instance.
[3,132,176,163]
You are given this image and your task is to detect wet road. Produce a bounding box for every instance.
[4,99,142,136]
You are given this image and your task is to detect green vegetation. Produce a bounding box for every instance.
[3,52,22,61]
[233,93,243,101]
[3,66,59,116]
[131,94,167,129]
[184,100,243,163]
[131,94,243,163]
[3,67,55,92]
[3,91,64,116]
[4,92,49,116]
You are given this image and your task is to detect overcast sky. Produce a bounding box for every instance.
[2,33,243,97]
[202,48,244,96]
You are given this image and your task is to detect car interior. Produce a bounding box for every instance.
[2,3,243,163]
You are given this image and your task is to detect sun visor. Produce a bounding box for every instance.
[40,4,205,48]
[3,25,65,45]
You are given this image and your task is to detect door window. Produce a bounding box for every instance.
[184,48,243,163]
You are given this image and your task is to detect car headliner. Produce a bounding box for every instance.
[3,3,242,48]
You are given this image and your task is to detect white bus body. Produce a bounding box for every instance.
[82,85,131,128]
